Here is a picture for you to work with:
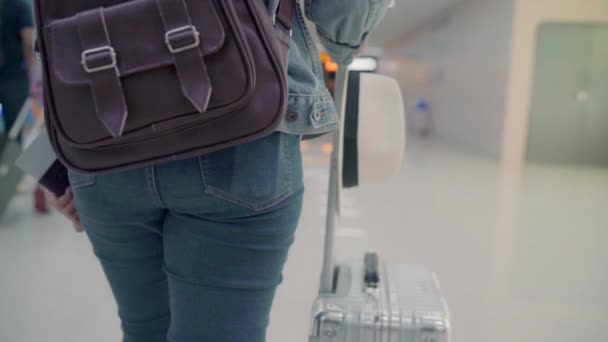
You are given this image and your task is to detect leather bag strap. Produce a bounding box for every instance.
[77,7,128,138]
[156,0,212,113]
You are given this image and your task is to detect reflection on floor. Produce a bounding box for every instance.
[0,139,607,342]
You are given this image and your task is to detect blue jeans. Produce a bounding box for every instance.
[69,133,304,342]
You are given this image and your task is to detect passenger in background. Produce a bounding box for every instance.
[0,0,34,135]
[0,1,47,213]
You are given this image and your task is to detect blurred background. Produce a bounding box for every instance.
[1,0,607,341]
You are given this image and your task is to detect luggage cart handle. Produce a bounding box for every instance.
[319,67,349,294]
[364,252,380,289]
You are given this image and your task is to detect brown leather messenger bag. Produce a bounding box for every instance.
[34,0,296,173]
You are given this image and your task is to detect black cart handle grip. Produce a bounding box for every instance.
[364,253,380,289]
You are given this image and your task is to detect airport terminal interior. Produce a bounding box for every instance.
[1,0,608,341]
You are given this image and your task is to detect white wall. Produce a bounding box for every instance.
[383,0,514,158]
[502,0,608,162]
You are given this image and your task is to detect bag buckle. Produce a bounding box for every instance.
[165,25,200,54]
[81,46,118,74]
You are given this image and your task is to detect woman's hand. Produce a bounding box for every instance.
[44,187,84,233]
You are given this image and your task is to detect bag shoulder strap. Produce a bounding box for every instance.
[276,0,297,31]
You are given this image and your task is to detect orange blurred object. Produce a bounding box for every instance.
[321,143,334,155]
[320,52,338,73]
[300,140,310,152]
[32,101,45,120]
[325,61,338,73]
[319,52,330,64]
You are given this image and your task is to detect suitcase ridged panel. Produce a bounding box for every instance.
[310,260,450,342]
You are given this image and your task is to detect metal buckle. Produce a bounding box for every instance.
[165,25,200,54]
[81,46,117,73]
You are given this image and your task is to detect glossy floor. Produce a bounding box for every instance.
[0,139,607,342]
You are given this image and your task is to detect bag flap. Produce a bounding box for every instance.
[47,0,225,85]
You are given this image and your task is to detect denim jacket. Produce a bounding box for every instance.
[268,0,391,135]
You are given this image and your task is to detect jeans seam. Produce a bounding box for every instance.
[67,169,96,190]
[207,187,293,212]
[364,0,377,30]
[283,133,293,195]
[70,177,96,189]
[297,5,323,78]
[146,167,167,208]
[164,267,282,291]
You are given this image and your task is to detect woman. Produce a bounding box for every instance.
[47,1,390,341]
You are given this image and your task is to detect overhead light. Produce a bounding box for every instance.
[349,57,379,72]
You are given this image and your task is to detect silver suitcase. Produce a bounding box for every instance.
[310,254,450,342]
[309,69,450,342]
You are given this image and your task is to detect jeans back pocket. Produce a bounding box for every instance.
[199,132,302,211]
[67,169,96,190]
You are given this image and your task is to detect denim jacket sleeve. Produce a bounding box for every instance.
[304,0,391,65]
